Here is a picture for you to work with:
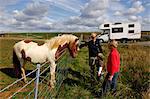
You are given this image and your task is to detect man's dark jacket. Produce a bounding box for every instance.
[87,39,102,57]
[80,39,103,57]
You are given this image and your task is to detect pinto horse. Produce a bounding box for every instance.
[13,34,79,88]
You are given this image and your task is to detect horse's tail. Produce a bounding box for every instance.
[13,49,21,78]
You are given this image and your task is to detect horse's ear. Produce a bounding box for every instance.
[75,38,79,42]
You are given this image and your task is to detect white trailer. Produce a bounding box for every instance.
[97,22,141,43]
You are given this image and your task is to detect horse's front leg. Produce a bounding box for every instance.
[20,60,27,83]
[21,67,27,83]
[50,62,56,88]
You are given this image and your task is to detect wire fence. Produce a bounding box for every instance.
[0,53,70,99]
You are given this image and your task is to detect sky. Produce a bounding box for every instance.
[0,0,149,32]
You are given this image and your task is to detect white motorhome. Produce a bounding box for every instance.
[97,22,141,43]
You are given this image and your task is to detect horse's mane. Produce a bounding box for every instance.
[45,34,77,50]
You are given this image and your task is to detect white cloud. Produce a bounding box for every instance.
[23,2,49,17]
[110,0,126,11]
[0,0,19,24]
[0,0,149,32]
[141,15,150,31]
[13,10,36,22]
[143,17,150,24]
[12,2,49,22]
[111,0,121,1]
[0,0,19,7]
[0,1,54,32]
[109,0,147,29]
[80,0,109,18]
[128,15,138,21]
[126,1,145,14]
[51,22,96,32]
[114,11,122,16]
[65,0,109,27]
[45,0,82,14]
[51,0,149,31]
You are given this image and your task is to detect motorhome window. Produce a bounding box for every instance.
[129,30,134,33]
[128,24,134,27]
[104,24,109,27]
[112,28,123,33]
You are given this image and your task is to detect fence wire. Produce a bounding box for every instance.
[0,52,70,98]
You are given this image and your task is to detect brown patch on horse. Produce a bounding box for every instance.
[69,38,79,58]
[26,57,31,62]
[72,39,79,52]
[21,49,31,62]
[24,40,32,43]
[37,42,45,46]
[21,49,26,59]
[55,43,68,60]
[75,38,79,42]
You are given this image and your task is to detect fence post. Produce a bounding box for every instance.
[34,64,40,99]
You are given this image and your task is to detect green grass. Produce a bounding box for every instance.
[55,44,149,98]
[0,34,150,98]
[55,44,150,98]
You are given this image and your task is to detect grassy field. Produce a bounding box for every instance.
[0,34,150,98]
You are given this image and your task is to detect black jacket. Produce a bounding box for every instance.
[88,39,103,57]
[80,39,103,57]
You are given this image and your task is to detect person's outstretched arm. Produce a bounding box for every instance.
[79,41,88,49]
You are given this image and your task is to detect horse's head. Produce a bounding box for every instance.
[68,35,79,58]
[48,34,79,59]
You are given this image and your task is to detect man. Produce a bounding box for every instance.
[80,33,104,82]
[102,39,120,95]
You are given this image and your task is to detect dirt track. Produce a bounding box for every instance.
[119,41,150,46]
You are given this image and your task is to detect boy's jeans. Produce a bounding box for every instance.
[102,72,119,95]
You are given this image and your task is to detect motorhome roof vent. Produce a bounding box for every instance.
[114,23,122,25]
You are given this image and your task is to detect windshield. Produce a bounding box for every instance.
[101,29,109,35]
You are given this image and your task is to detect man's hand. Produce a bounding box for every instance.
[108,75,113,81]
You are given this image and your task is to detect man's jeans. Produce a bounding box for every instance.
[102,72,119,95]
